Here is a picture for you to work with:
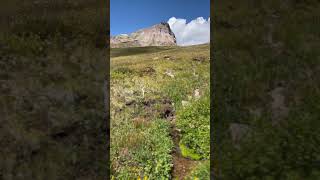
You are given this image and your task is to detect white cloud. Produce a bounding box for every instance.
[168,17,210,46]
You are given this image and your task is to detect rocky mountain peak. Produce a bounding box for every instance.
[111,22,177,48]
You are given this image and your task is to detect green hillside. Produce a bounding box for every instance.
[0,1,108,179]
[111,44,210,179]
[213,1,320,179]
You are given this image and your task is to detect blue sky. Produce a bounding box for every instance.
[111,0,210,36]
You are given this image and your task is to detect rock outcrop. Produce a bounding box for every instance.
[111,22,177,48]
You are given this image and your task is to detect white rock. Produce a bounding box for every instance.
[164,70,174,78]
[194,89,200,99]
[181,100,189,107]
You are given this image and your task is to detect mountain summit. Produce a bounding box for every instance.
[111,22,177,48]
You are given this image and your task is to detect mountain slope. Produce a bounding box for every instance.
[110,44,210,179]
[213,1,320,179]
[111,22,177,48]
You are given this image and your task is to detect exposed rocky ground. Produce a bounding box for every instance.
[111,22,177,48]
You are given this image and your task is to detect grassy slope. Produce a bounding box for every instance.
[111,46,174,58]
[0,1,108,179]
[213,0,320,179]
[111,44,210,179]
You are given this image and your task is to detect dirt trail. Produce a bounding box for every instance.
[170,119,198,179]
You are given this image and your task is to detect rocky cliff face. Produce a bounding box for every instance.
[111,22,177,48]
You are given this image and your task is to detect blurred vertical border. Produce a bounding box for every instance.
[0,0,110,179]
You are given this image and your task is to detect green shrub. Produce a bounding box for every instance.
[111,119,173,179]
[177,94,210,160]
[186,161,210,180]
[1,33,46,57]
[179,142,201,160]
[217,95,320,179]
[163,79,190,109]
[213,1,320,178]
[137,119,173,179]
[111,67,136,79]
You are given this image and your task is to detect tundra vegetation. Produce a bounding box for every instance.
[213,0,320,179]
[111,44,210,179]
[1,0,108,179]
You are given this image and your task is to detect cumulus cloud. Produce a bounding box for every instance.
[168,17,210,46]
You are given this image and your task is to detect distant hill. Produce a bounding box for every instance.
[111,22,177,48]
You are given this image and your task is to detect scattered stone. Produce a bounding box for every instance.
[192,56,206,62]
[46,88,75,104]
[162,98,172,104]
[181,100,189,107]
[125,99,135,106]
[120,148,129,156]
[141,66,156,75]
[124,95,136,106]
[50,122,79,140]
[249,108,262,118]
[142,99,156,107]
[164,55,171,60]
[192,68,198,77]
[152,57,159,60]
[123,89,134,96]
[229,123,250,148]
[164,70,175,78]
[194,89,200,99]
[270,87,289,123]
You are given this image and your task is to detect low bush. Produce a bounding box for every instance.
[1,33,46,57]
[111,119,173,179]
[179,142,201,160]
[186,161,210,180]
[163,79,190,109]
[176,93,210,160]
[217,94,320,179]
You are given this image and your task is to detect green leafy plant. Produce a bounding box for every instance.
[2,33,46,57]
[179,142,201,160]
[111,119,173,179]
[177,93,210,160]
[186,161,210,180]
